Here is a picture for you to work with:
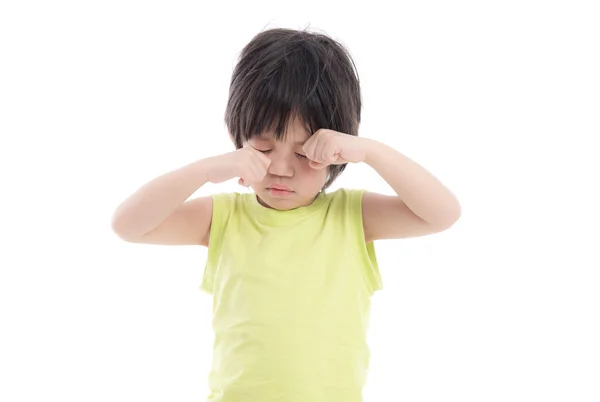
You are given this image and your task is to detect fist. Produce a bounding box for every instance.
[301,129,367,169]
[207,147,271,186]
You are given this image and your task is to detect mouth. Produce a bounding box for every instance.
[269,184,292,191]
[267,185,294,197]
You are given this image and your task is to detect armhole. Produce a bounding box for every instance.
[349,189,384,295]
[199,193,231,295]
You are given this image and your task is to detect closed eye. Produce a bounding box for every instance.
[252,147,305,160]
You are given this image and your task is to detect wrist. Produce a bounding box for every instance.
[191,157,217,184]
[360,137,382,165]
[203,153,236,184]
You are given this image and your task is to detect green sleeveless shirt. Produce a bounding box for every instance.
[201,188,383,402]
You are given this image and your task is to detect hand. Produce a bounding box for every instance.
[301,129,367,169]
[207,147,271,186]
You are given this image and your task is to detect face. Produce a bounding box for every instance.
[245,117,328,210]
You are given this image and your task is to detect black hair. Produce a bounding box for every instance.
[224,27,362,189]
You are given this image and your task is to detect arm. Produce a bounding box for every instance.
[111,147,271,246]
[110,158,214,246]
[361,138,461,242]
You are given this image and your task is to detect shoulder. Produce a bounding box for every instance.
[206,192,246,242]
[208,190,262,222]
[321,187,367,224]
[323,187,366,205]
[209,191,251,211]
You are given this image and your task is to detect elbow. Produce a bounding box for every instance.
[111,211,139,242]
[438,201,462,230]
[429,200,461,231]
[111,217,129,241]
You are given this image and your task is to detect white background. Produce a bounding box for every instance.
[1,1,599,401]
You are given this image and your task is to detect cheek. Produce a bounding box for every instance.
[297,163,328,188]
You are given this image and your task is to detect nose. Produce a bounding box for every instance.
[268,153,294,177]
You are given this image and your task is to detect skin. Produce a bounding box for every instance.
[245,115,462,242]
[111,116,461,246]
[245,118,329,211]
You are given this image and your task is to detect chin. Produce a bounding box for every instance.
[260,194,300,210]
[255,189,303,209]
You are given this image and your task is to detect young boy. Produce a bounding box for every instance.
[112,27,461,402]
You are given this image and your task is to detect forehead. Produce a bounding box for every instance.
[253,116,311,144]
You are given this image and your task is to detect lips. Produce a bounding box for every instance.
[269,184,293,192]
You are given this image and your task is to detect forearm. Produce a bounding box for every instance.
[362,138,461,226]
[111,158,212,237]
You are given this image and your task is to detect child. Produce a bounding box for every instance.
[112,27,461,402]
